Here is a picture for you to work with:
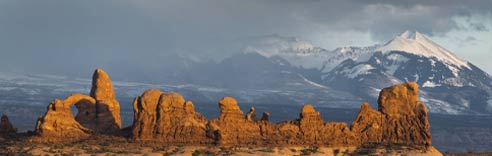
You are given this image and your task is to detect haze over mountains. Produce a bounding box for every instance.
[1,30,491,115]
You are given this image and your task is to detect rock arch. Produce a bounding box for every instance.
[35,69,121,141]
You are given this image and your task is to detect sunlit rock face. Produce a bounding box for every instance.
[377,82,432,145]
[351,102,383,143]
[35,94,94,140]
[132,82,431,148]
[351,82,432,146]
[34,69,122,141]
[131,89,210,144]
[208,97,265,145]
[31,68,433,151]
[90,69,122,131]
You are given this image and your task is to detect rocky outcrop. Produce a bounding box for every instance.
[131,89,210,144]
[35,69,121,140]
[0,114,16,134]
[31,69,434,152]
[208,97,264,145]
[299,104,354,145]
[260,112,270,121]
[246,107,258,121]
[378,82,431,146]
[350,102,383,143]
[351,82,432,146]
[264,104,353,146]
[129,82,433,149]
[35,94,94,140]
[90,69,122,131]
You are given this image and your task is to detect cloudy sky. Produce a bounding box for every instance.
[0,0,491,77]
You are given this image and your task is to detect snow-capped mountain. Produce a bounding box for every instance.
[237,30,492,114]
[1,30,490,115]
[323,30,492,114]
[242,35,377,72]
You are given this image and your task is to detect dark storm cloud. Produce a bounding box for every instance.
[113,0,492,46]
[0,0,490,78]
[274,0,492,40]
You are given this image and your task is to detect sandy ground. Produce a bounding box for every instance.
[5,144,443,156]
[0,134,443,156]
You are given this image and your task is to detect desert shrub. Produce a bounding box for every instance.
[334,149,340,155]
[192,149,215,156]
[300,146,319,155]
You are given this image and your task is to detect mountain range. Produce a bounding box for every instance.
[1,30,491,115]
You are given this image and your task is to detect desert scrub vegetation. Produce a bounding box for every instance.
[192,149,216,156]
[300,146,319,156]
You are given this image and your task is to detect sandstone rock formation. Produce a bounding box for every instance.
[260,112,270,121]
[90,69,122,131]
[130,82,433,149]
[350,102,383,143]
[208,97,264,145]
[31,69,435,153]
[0,114,16,134]
[378,82,431,146]
[131,89,210,144]
[351,82,432,146]
[298,104,353,145]
[246,107,258,121]
[35,94,94,140]
[35,69,121,140]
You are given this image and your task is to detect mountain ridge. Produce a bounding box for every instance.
[0,30,490,115]
[250,30,492,114]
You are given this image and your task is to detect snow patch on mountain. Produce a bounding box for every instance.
[419,97,465,115]
[298,74,329,89]
[384,53,409,74]
[422,81,440,88]
[338,64,375,78]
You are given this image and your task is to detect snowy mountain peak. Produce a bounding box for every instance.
[399,30,423,40]
[377,30,470,68]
